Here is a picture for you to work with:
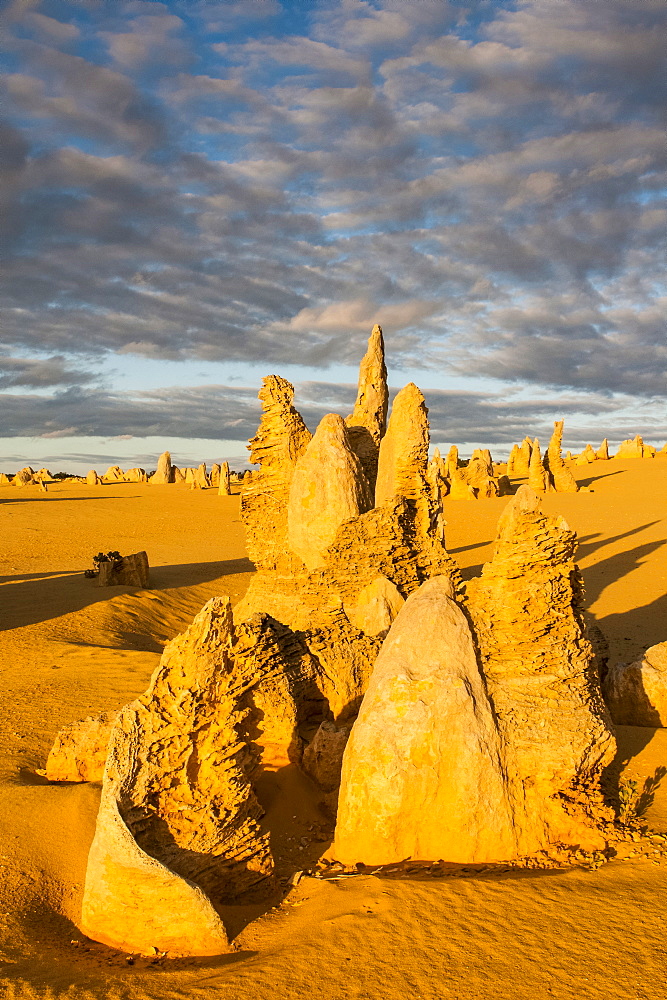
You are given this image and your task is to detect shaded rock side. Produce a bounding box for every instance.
[97,551,150,588]
[465,486,615,853]
[13,467,35,487]
[194,462,209,489]
[125,468,147,483]
[602,642,667,727]
[151,451,174,485]
[544,420,579,493]
[446,467,476,500]
[345,324,388,488]
[233,611,381,768]
[374,383,433,535]
[241,376,312,569]
[103,466,124,482]
[45,712,119,783]
[80,599,275,956]
[333,576,516,866]
[302,720,352,815]
[287,413,372,571]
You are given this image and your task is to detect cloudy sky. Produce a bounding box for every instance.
[1,0,665,472]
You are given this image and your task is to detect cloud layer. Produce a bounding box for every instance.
[1,0,665,453]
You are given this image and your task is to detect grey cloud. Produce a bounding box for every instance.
[0,353,96,389]
[0,0,664,406]
[2,380,665,461]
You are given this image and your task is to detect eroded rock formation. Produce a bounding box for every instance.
[334,575,516,865]
[152,451,174,484]
[508,439,532,478]
[345,324,388,488]
[596,439,610,460]
[465,486,614,852]
[287,413,372,571]
[218,460,231,496]
[97,551,150,588]
[335,487,616,865]
[616,435,655,459]
[528,438,550,492]
[374,382,431,527]
[80,598,274,955]
[45,712,118,783]
[241,376,312,569]
[544,421,579,493]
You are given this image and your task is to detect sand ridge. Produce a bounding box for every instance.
[1,459,667,999]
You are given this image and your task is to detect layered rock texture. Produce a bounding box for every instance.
[80,598,275,955]
[335,487,616,865]
[465,487,614,853]
[241,375,312,569]
[603,643,667,726]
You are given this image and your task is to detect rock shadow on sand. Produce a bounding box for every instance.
[0,558,254,632]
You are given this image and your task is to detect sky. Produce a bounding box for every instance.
[1,0,665,473]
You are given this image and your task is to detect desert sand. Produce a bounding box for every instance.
[1,456,667,1000]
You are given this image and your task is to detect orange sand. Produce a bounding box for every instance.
[1,458,666,999]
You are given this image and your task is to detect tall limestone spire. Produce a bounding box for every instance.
[345,324,389,489]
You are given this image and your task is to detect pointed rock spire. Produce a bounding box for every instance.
[528,437,550,492]
[287,413,372,571]
[466,486,615,853]
[545,420,579,492]
[345,324,388,488]
[218,460,231,495]
[151,451,173,484]
[374,383,430,513]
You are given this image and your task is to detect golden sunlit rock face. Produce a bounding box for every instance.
[333,575,517,866]
[287,413,372,571]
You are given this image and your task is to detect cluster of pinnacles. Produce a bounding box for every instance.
[44,326,618,958]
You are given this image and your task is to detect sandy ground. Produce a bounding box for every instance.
[1,457,666,1000]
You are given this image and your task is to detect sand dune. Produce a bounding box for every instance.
[1,459,666,999]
